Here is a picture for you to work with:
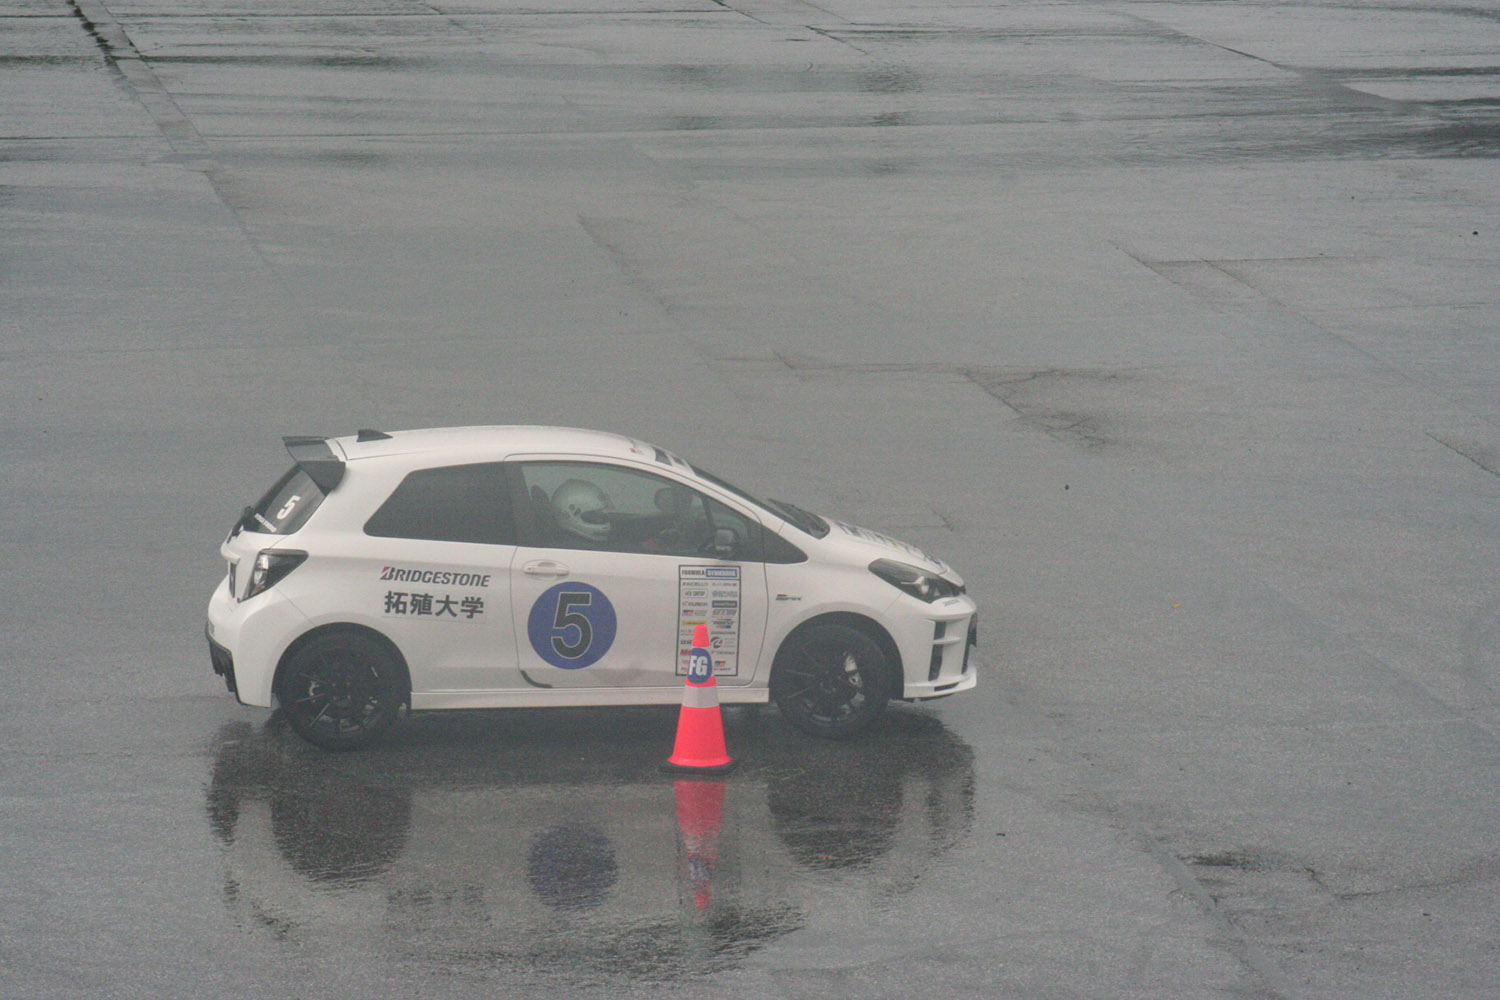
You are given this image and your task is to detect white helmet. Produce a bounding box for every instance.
[552,479,613,542]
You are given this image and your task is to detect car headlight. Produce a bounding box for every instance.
[869,558,964,603]
[243,549,307,601]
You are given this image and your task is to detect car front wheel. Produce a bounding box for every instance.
[770,622,892,738]
[277,631,406,751]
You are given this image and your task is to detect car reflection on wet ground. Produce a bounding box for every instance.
[204,706,973,988]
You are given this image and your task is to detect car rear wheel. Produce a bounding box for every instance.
[770,622,891,739]
[277,632,406,751]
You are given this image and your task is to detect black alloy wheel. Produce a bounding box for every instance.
[770,622,891,738]
[278,632,405,751]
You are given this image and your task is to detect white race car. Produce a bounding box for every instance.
[206,427,977,749]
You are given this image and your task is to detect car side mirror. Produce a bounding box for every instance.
[710,527,740,560]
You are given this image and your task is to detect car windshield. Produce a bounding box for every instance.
[690,464,830,538]
[233,466,325,536]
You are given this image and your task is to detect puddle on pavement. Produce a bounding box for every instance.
[205,705,973,985]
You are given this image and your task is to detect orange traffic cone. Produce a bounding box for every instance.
[662,624,735,774]
[674,778,725,909]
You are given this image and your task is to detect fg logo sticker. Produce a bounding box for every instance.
[527,583,617,669]
[688,647,712,682]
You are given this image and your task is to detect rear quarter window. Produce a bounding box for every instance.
[364,462,516,545]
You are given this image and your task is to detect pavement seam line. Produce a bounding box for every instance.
[67,0,214,168]
[66,0,287,277]
[1137,830,1304,1000]
[1427,432,1500,478]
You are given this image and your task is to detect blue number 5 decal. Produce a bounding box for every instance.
[528,583,617,669]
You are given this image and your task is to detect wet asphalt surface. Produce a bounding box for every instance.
[3,1,1500,997]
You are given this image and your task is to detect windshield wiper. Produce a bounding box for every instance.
[767,498,828,537]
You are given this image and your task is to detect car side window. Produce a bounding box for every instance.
[364,462,515,545]
[517,461,756,558]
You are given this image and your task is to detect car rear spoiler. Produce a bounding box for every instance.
[283,436,346,492]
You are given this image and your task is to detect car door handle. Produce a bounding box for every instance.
[522,560,570,579]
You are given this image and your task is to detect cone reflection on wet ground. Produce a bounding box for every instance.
[674,778,725,910]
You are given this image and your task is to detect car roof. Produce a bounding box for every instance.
[328,425,671,466]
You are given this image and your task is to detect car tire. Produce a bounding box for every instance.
[277,631,406,751]
[770,622,891,739]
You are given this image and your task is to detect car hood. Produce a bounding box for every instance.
[822,520,957,579]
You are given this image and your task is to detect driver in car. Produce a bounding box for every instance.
[552,479,615,547]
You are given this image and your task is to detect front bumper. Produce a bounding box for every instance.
[888,597,979,701]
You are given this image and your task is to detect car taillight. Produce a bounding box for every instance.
[242,550,307,601]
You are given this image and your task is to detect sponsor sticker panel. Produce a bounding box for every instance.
[678,565,740,677]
